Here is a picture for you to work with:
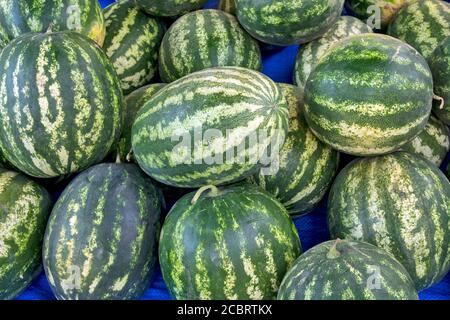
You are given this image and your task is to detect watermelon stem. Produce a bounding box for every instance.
[46,23,53,33]
[126,150,133,162]
[433,94,445,109]
[115,153,121,164]
[327,239,341,259]
[191,185,221,204]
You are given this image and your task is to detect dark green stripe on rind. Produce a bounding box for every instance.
[218,0,236,15]
[304,33,433,156]
[159,184,302,300]
[159,9,262,83]
[103,1,166,94]
[136,0,208,17]
[0,169,51,299]
[327,152,450,290]
[43,163,162,300]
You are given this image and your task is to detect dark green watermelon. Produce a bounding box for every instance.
[136,0,208,17]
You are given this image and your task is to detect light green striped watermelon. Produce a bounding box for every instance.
[159,184,302,300]
[218,0,236,15]
[132,67,289,188]
[254,84,339,216]
[388,0,450,59]
[0,169,52,299]
[43,163,162,300]
[0,31,123,178]
[103,1,166,94]
[304,33,433,156]
[278,239,418,300]
[136,0,208,17]
[400,116,450,167]
[294,16,372,89]
[428,35,450,125]
[0,0,105,47]
[235,0,345,46]
[159,9,261,83]
[328,152,450,290]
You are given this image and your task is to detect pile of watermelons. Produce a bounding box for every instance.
[0,0,449,301]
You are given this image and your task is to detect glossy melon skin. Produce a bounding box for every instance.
[0,169,52,299]
[159,184,302,300]
[0,31,123,178]
[43,163,162,300]
[278,240,418,300]
[328,152,450,290]
[135,0,208,17]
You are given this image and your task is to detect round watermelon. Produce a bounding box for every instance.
[132,66,289,188]
[235,0,345,46]
[159,183,302,300]
[388,0,450,59]
[103,1,166,94]
[218,0,236,15]
[328,152,450,290]
[294,16,372,89]
[159,9,261,83]
[304,33,433,156]
[0,31,123,178]
[135,0,208,17]
[43,163,162,300]
[254,84,339,216]
[0,0,105,47]
[400,116,450,167]
[278,239,418,300]
[0,169,52,299]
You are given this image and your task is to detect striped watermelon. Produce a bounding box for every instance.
[0,31,123,178]
[235,0,345,46]
[218,0,236,15]
[0,169,52,299]
[159,184,302,300]
[304,33,433,156]
[132,67,289,188]
[0,0,105,47]
[388,0,450,59]
[293,16,372,89]
[278,239,418,300]
[159,9,262,83]
[328,152,450,290]
[43,163,162,300]
[254,84,339,216]
[400,116,450,167]
[428,35,450,125]
[135,0,208,17]
[103,1,166,94]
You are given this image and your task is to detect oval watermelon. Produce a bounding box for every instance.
[0,31,123,178]
[159,9,261,83]
[103,1,166,94]
[294,16,372,89]
[132,66,289,188]
[235,0,345,46]
[278,239,418,300]
[135,0,208,17]
[159,183,302,300]
[254,84,339,216]
[0,169,52,299]
[218,0,236,15]
[304,33,433,156]
[0,0,105,47]
[388,0,450,59]
[43,163,162,300]
[328,152,450,290]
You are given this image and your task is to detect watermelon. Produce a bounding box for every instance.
[0,169,52,299]
[159,9,262,83]
[0,31,123,178]
[132,66,289,188]
[304,33,433,156]
[428,35,450,125]
[387,0,450,59]
[235,0,345,46]
[327,152,450,290]
[293,16,372,89]
[254,84,339,216]
[135,0,208,17]
[400,116,450,167]
[103,1,166,95]
[278,239,418,300]
[159,183,302,300]
[0,0,105,47]
[43,163,162,300]
[218,0,236,15]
